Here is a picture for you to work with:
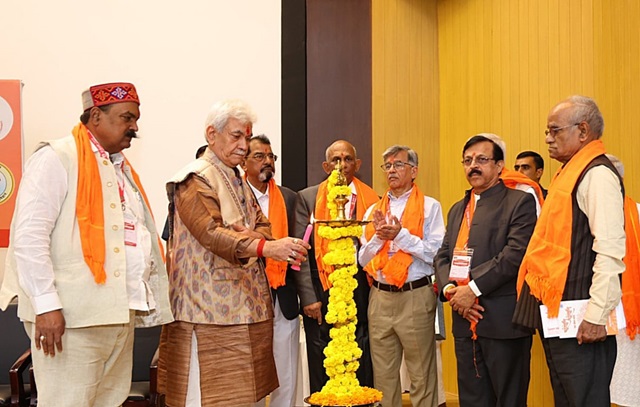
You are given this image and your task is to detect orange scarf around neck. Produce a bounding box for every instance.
[363,184,424,288]
[622,196,640,339]
[516,140,607,317]
[264,179,288,289]
[501,168,545,206]
[452,193,479,339]
[73,122,160,284]
[315,177,379,290]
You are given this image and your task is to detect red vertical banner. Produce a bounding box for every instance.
[0,80,24,247]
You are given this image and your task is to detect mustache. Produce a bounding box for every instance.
[125,130,138,139]
[468,169,482,177]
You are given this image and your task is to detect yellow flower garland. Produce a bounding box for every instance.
[308,169,383,407]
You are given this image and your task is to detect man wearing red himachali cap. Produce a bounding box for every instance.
[0,82,173,406]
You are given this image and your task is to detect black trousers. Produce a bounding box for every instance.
[302,271,374,393]
[541,333,616,407]
[455,335,532,407]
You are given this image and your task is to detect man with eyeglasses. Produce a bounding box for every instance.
[296,140,380,393]
[435,135,536,407]
[242,134,319,407]
[158,99,310,406]
[514,151,547,199]
[514,96,625,407]
[359,145,445,407]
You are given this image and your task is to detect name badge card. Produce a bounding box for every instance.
[124,213,137,247]
[450,248,473,282]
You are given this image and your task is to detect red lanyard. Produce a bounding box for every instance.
[87,132,126,209]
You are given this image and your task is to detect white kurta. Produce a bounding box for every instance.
[609,202,640,407]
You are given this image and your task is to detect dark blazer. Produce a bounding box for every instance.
[274,185,316,319]
[295,185,370,323]
[435,181,536,339]
[295,185,324,302]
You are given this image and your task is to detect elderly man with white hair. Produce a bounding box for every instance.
[158,99,310,407]
[514,96,625,407]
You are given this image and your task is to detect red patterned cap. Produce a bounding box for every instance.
[81,82,140,110]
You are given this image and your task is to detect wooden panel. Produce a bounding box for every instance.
[371,0,440,199]
[437,1,640,405]
[593,0,640,196]
[306,0,372,186]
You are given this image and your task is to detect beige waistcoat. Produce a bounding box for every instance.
[166,151,273,325]
[0,135,173,328]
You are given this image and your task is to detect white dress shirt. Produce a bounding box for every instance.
[359,187,445,284]
[247,181,270,217]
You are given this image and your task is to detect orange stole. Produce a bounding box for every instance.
[264,179,288,289]
[363,185,424,288]
[623,196,640,339]
[315,177,379,290]
[74,122,162,283]
[453,194,478,339]
[516,140,607,317]
[500,168,545,206]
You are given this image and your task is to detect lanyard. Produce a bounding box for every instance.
[87,132,126,210]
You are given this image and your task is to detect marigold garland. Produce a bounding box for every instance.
[308,168,383,407]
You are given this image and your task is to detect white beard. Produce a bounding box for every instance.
[259,169,274,183]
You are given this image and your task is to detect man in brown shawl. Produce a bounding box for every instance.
[158,99,310,406]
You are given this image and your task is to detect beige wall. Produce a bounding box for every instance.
[371,0,440,198]
[0,0,282,282]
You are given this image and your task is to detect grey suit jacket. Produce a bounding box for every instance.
[295,185,323,303]
[435,181,536,339]
[277,185,317,317]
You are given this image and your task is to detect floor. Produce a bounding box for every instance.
[401,393,459,407]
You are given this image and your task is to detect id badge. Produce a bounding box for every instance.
[124,219,137,247]
[450,248,473,282]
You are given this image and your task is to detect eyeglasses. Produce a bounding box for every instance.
[461,156,495,167]
[249,153,278,162]
[545,123,579,137]
[380,161,414,172]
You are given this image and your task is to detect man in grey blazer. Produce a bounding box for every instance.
[435,135,536,407]
[296,140,378,393]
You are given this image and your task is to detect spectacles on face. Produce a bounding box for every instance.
[545,123,579,137]
[461,156,495,167]
[249,153,278,162]
[380,161,414,172]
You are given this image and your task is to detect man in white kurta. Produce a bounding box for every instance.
[0,82,173,407]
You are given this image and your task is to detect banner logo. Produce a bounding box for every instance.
[0,162,14,204]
